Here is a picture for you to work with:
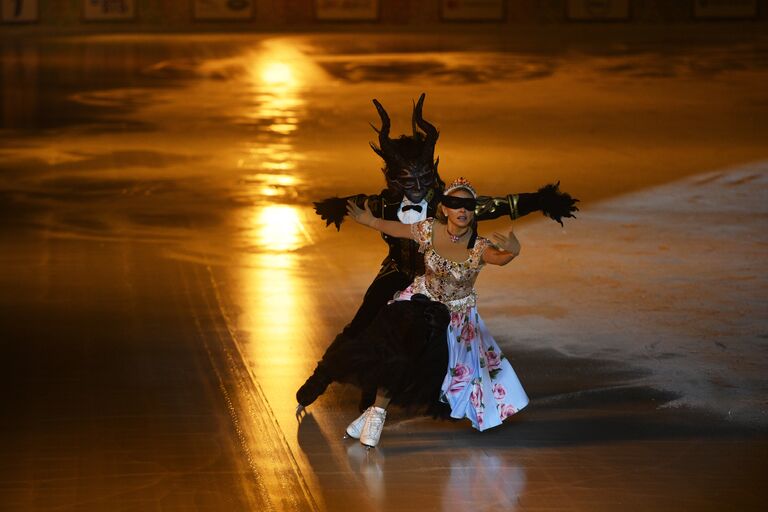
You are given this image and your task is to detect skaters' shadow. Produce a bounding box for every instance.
[296,412,333,460]
[381,389,757,457]
[378,347,760,455]
[297,413,381,510]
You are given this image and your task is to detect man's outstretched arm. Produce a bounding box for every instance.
[476,182,579,226]
[314,194,383,230]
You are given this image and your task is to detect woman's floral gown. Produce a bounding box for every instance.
[394,218,529,431]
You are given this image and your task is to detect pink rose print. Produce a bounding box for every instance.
[452,363,470,381]
[449,363,471,394]
[499,404,518,420]
[450,311,463,329]
[485,349,501,371]
[477,412,484,427]
[460,321,476,343]
[470,382,483,409]
[492,383,506,402]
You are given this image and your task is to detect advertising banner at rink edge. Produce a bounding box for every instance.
[441,0,505,20]
[82,0,136,20]
[315,0,379,21]
[1,0,38,22]
[566,0,630,20]
[693,0,757,18]
[193,0,253,20]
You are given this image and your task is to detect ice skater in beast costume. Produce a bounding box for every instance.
[296,93,578,414]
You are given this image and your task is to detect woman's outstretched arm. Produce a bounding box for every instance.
[346,199,415,239]
[482,228,521,266]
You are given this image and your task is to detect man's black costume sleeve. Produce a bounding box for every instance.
[313,194,384,230]
[476,182,579,226]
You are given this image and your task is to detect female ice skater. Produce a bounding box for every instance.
[299,177,530,448]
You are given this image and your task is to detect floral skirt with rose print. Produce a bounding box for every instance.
[438,306,529,431]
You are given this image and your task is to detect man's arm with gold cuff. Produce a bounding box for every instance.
[475,182,579,226]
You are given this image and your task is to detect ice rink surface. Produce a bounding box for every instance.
[1,27,767,511]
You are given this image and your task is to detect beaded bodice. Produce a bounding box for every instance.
[406,218,491,311]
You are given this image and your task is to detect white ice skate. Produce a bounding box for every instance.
[359,406,387,449]
[344,410,369,439]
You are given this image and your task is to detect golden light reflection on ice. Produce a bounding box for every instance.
[260,161,295,171]
[260,62,294,86]
[248,204,306,252]
[235,43,316,358]
[238,143,297,173]
[235,41,318,391]
[239,204,313,372]
[242,252,310,370]
[238,41,316,179]
[238,173,299,198]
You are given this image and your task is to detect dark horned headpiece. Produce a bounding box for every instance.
[369,93,443,200]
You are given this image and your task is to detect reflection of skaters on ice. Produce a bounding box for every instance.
[443,453,526,510]
[296,93,578,413]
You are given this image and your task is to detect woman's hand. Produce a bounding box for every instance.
[492,228,521,257]
[346,199,376,227]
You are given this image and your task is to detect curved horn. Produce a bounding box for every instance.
[412,93,438,142]
[412,93,439,163]
[372,98,395,152]
[411,97,421,136]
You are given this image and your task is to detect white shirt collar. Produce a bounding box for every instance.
[397,197,428,224]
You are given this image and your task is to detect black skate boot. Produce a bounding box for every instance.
[296,366,332,409]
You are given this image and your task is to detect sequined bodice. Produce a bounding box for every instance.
[406,219,491,311]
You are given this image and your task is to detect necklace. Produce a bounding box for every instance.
[446,226,469,243]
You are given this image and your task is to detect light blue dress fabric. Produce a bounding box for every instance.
[395,218,529,431]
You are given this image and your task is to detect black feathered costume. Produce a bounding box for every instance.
[297,94,578,411]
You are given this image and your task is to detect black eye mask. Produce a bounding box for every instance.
[441,196,477,211]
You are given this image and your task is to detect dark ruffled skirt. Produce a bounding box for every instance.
[300,295,452,416]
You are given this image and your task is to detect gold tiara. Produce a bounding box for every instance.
[444,177,476,197]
